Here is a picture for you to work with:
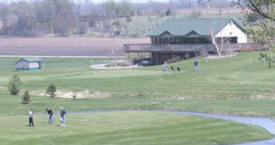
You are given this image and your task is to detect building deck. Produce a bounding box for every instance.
[124,43,263,53]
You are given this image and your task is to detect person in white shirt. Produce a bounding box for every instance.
[162,61,168,72]
[28,109,34,127]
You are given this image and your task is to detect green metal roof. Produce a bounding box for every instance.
[15,57,43,65]
[20,57,43,62]
[149,18,243,37]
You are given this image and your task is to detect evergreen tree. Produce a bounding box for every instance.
[46,83,57,98]
[8,75,21,96]
[22,91,31,104]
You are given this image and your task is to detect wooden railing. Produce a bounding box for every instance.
[124,43,216,52]
[124,43,263,53]
[223,43,264,51]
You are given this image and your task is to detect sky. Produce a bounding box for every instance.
[2,0,173,4]
[92,0,171,3]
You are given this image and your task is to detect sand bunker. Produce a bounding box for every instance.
[33,90,111,99]
[0,87,7,91]
[90,63,138,70]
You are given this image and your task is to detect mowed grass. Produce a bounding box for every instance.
[1,52,275,116]
[0,112,273,145]
[1,52,274,95]
[0,53,274,145]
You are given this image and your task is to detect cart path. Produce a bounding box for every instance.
[68,110,275,145]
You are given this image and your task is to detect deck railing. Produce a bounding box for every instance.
[124,43,263,53]
[124,44,216,52]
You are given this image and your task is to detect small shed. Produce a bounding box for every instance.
[15,58,43,71]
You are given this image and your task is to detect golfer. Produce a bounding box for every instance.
[28,109,34,127]
[46,108,54,124]
[60,107,67,127]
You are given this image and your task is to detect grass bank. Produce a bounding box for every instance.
[0,112,272,145]
[0,52,275,116]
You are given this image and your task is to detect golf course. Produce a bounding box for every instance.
[0,51,275,144]
[0,112,273,145]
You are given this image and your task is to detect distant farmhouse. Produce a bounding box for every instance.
[125,18,262,65]
[15,58,43,71]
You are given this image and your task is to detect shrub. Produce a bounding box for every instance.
[46,83,57,98]
[22,91,31,104]
[259,52,274,69]
[8,75,21,96]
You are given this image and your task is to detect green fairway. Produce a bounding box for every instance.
[0,52,274,97]
[0,53,275,144]
[0,112,273,145]
[0,52,275,116]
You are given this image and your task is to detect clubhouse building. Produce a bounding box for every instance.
[124,18,262,65]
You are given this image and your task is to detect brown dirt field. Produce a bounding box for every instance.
[0,37,150,56]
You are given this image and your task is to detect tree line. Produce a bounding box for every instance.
[0,0,134,37]
[0,0,233,37]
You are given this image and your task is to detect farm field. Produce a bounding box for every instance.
[0,112,272,145]
[0,37,149,56]
[0,52,275,116]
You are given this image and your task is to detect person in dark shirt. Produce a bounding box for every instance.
[28,109,34,127]
[194,61,200,71]
[46,108,54,124]
[60,107,66,127]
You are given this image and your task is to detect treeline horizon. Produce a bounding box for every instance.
[0,0,234,37]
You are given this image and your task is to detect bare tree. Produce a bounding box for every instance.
[246,0,275,21]
[210,28,223,56]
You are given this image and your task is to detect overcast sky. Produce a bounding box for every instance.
[2,0,173,4]
[92,0,171,3]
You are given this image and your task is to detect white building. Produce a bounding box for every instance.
[214,19,248,43]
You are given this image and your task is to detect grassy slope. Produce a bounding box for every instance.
[1,52,275,116]
[0,112,272,145]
